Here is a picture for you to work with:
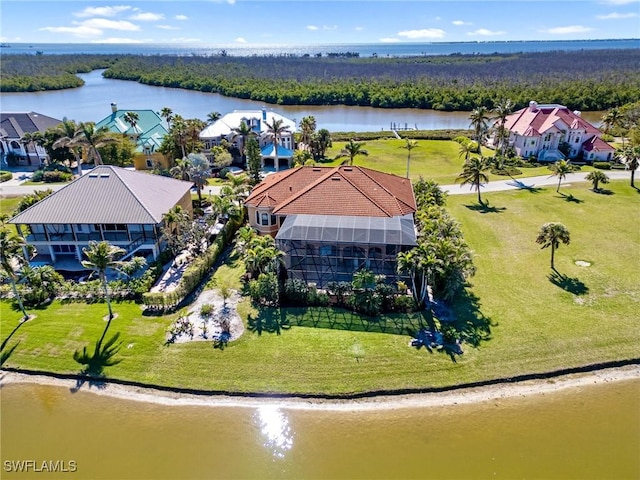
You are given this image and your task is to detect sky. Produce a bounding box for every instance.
[1,0,639,45]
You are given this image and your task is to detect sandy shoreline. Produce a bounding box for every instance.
[2,364,639,411]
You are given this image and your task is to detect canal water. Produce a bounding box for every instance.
[1,379,638,479]
[0,70,603,133]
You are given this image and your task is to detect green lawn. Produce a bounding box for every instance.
[324,138,587,184]
[2,180,638,395]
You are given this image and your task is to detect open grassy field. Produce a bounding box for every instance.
[2,180,638,395]
[324,138,570,184]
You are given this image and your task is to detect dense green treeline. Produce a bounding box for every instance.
[3,50,639,110]
[1,54,116,91]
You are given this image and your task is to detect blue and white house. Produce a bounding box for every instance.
[199,108,296,171]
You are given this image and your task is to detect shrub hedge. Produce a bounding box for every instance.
[0,171,12,183]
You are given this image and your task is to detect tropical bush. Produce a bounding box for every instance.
[593,161,612,170]
[0,171,12,183]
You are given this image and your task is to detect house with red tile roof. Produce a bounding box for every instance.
[493,101,614,162]
[244,166,417,287]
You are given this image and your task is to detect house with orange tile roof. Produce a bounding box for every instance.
[244,165,417,287]
[493,101,614,162]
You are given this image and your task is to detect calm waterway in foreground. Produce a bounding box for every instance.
[1,378,638,479]
[0,70,603,133]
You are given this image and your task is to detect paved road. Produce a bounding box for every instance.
[1,169,634,198]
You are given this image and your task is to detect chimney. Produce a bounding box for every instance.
[528,101,538,112]
[110,102,117,113]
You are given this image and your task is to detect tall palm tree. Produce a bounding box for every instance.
[396,244,438,309]
[221,173,250,205]
[492,98,514,156]
[72,122,117,166]
[231,121,254,166]
[536,222,570,270]
[621,146,639,188]
[122,111,140,146]
[585,170,609,192]
[52,118,83,176]
[402,138,418,178]
[0,230,30,321]
[456,156,490,205]
[187,153,211,205]
[20,132,36,165]
[82,241,126,321]
[549,159,574,193]
[299,115,317,150]
[206,111,222,125]
[335,139,369,166]
[170,157,192,182]
[469,106,490,150]
[160,107,174,129]
[185,118,206,154]
[171,115,188,158]
[265,117,291,171]
[601,107,621,135]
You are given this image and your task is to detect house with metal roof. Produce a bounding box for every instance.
[199,108,296,171]
[244,166,417,287]
[9,165,193,270]
[95,104,170,171]
[0,112,62,166]
[491,101,614,162]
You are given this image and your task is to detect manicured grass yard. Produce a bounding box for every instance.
[324,138,560,184]
[2,180,638,395]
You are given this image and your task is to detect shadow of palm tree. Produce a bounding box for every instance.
[0,341,20,366]
[464,202,507,214]
[1,319,28,353]
[247,309,291,336]
[446,291,494,348]
[558,193,584,203]
[548,270,589,295]
[70,315,123,391]
[592,188,614,195]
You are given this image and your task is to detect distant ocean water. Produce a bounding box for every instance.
[2,39,638,57]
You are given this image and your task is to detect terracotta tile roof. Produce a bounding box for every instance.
[582,136,615,152]
[503,104,600,137]
[245,166,416,218]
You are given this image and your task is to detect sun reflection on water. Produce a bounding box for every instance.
[254,405,294,459]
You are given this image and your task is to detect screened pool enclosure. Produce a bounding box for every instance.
[275,214,417,287]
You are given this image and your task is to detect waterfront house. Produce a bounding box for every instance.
[0,112,62,166]
[492,101,614,162]
[95,104,170,170]
[244,166,417,287]
[199,109,296,171]
[9,165,193,270]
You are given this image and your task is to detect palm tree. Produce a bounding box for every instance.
[469,106,490,150]
[601,108,621,135]
[458,141,476,163]
[310,129,332,160]
[397,245,438,309]
[122,111,140,146]
[52,118,83,176]
[187,153,211,205]
[335,139,368,166]
[299,116,317,150]
[536,222,570,270]
[72,122,117,166]
[621,146,639,188]
[0,230,30,321]
[171,115,188,158]
[160,107,174,129]
[586,170,609,192]
[170,157,192,182]
[231,121,254,166]
[492,98,514,156]
[20,132,36,165]
[456,156,490,205]
[82,241,126,321]
[402,138,418,179]
[549,159,574,193]
[264,117,291,171]
[221,173,250,205]
[206,112,222,125]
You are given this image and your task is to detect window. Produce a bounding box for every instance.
[271,215,276,225]
[531,140,535,146]
[319,245,335,256]
[146,159,153,168]
[53,244,75,253]
[575,138,580,144]
[261,213,269,225]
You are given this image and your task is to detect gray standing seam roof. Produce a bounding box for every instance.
[9,166,193,225]
[275,214,417,246]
